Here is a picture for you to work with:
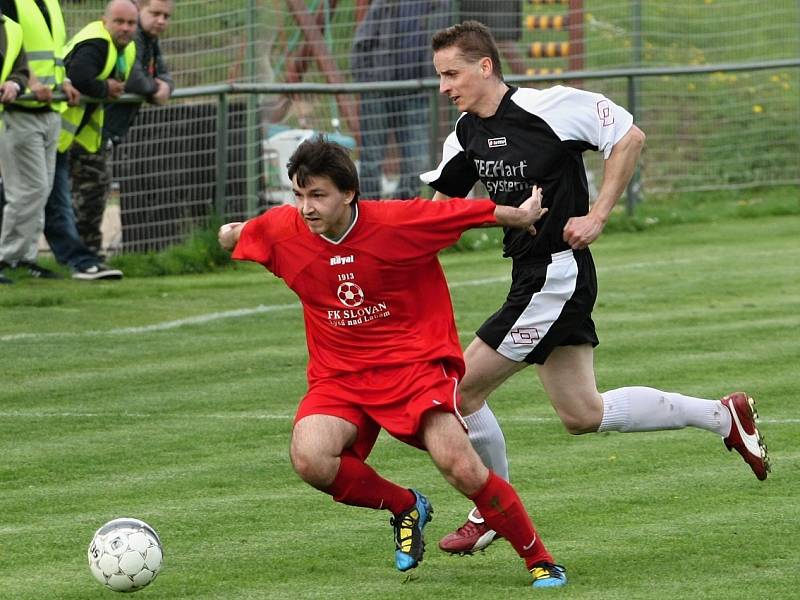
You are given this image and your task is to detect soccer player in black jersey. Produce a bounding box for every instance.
[422,21,771,558]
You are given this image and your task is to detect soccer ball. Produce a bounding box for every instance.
[88,517,163,593]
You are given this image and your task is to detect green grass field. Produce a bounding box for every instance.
[1,211,799,599]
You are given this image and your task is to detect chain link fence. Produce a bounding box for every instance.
[58,0,800,254]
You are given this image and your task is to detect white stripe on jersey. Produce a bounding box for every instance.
[510,86,634,159]
[497,249,578,362]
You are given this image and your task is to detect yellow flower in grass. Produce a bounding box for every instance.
[752,104,764,114]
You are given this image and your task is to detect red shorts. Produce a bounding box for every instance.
[294,360,465,457]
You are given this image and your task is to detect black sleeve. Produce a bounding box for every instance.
[0,2,18,22]
[124,54,157,97]
[65,39,109,98]
[420,126,480,197]
[7,41,29,92]
[153,43,173,93]
[124,37,173,99]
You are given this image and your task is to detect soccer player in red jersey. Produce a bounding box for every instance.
[218,136,566,588]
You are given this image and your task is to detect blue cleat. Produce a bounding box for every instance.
[530,563,567,588]
[391,489,433,571]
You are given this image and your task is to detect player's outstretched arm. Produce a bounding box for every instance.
[218,222,245,251]
[493,186,548,234]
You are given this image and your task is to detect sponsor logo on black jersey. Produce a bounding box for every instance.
[473,159,530,194]
[474,159,528,178]
[488,137,507,148]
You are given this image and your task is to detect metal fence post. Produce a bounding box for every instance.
[215,92,229,218]
[626,74,641,215]
[429,84,439,183]
[246,0,260,216]
[626,0,643,215]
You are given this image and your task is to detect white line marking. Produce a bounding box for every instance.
[1,278,506,341]
[0,303,299,341]
[4,244,798,342]
[0,411,294,419]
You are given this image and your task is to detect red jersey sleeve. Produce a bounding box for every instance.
[363,198,497,261]
[231,206,298,270]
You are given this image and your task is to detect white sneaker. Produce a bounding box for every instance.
[72,264,123,281]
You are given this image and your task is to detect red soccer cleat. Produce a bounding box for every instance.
[721,392,771,481]
[438,508,501,554]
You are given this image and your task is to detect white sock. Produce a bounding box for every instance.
[598,386,731,436]
[464,403,510,481]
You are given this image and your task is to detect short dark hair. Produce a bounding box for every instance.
[287,136,360,202]
[431,20,503,80]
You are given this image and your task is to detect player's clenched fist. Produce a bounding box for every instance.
[218,222,244,251]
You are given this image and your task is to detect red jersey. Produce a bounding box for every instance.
[232,198,497,381]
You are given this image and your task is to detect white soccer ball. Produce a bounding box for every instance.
[87,517,163,593]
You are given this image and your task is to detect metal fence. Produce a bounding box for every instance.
[53,0,800,255]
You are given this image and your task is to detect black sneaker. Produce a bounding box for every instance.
[21,262,62,279]
[72,264,124,281]
[0,261,14,284]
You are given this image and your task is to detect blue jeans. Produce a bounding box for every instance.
[44,151,100,270]
[358,91,429,200]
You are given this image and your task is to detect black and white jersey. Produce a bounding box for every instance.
[422,85,633,261]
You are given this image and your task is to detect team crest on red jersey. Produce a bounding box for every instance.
[337,282,365,307]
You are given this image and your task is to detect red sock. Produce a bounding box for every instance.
[325,453,415,515]
[469,471,553,569]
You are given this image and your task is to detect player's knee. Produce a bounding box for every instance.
[458,382,488,416]
[440,452,488,495]
[289,442,335,488]
[559,411,600,435]
[551,392,603,434]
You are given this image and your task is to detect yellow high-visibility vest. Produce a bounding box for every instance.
[0,16,24,116]
[13,0,67,111]
[58,21,135,152]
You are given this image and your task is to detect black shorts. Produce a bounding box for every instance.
[476,249,599,365]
